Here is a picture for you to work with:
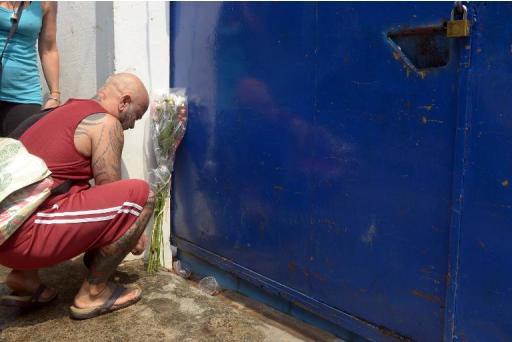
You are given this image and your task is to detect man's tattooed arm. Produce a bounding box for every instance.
[91,115,124,185]
[74,113,124,185]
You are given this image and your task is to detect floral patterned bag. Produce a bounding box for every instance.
[0,138,53,246]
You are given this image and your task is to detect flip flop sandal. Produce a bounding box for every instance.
[0,284,58,308]
[69,283,142,320]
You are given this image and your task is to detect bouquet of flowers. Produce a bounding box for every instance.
[147,89,188,274]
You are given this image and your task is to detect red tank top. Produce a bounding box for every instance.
[20,99,108,202]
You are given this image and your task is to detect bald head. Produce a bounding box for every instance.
[96,73,150,130]
[104,73,149,112]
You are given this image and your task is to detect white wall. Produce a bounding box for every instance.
[55,1,171,264]
[112,1,170,181]
[57,1,170,177]
[112,1,171,265]
[54,2,99,101]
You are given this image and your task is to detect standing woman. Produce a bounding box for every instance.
[0,1,59,136]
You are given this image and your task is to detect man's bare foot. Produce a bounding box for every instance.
[5,269,57,301]
[73,281,141,309]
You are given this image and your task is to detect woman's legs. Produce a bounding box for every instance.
[0,101,41,136]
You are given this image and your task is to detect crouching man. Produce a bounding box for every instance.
[0,73,155,319]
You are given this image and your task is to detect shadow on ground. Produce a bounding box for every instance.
[0,259,341,342]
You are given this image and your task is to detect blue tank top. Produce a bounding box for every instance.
[0,2,42,104]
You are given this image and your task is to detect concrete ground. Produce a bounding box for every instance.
[0,259,342,342]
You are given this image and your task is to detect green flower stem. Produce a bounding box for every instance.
[147,186,169,273]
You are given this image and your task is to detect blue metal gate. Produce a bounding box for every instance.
[171,2,509,341]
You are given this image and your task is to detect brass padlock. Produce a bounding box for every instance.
[447,5,470,38]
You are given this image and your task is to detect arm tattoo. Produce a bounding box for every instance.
[92,118,124,185]
[109,122,124,157]
[74,113,106,138]
[92,155,110,184]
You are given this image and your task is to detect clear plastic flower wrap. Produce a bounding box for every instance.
[147,89,188,274]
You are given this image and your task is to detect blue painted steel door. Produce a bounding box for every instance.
[451,3,512,341]
[171,2,468,341]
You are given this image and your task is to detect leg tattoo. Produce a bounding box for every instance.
[87,191,155,284]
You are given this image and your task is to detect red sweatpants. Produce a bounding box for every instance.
[0,179,149,270]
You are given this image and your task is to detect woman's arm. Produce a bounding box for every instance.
[38,1,60,109]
